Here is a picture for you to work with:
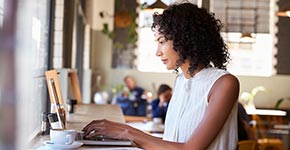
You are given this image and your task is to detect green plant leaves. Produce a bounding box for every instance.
[127,22,138,44]
[102,23,115,39]
[275,97,290,109]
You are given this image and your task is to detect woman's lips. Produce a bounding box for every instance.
[161,59,168,64]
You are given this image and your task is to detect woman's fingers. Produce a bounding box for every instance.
[83,126,96,136]
[83,119,107,133]
[85,131,99,138]
[83,119,104,131]
[84,127,106,138]
[82,120,106,136]
[82,119,129,139]
[83,126,98,136]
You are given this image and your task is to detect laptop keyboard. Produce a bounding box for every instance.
[76,131,120,141]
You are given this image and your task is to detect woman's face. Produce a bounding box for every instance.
[155,31,180,70]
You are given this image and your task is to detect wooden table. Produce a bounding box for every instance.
[66,104,125,130]
[30,104,141,149]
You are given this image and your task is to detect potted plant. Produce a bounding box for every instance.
[100,0,138,69]
[240,86,267,112]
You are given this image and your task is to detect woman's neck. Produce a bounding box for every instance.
[180,62,205,79]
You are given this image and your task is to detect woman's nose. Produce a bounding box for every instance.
[155,47,162,57]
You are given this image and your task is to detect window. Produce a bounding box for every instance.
[137,0,277,76]
[15,0,51,144]
[0,0,3,27]
[212,0,277,76]
[224,33,275,76]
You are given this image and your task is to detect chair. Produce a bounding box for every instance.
[238,140,256,150]
[251,115,284,150]
[258,138,283,150]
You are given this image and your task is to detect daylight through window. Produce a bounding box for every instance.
[137,0,277,76]
[0,0,4,27]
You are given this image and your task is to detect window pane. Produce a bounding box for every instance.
[15,0,51,147]
[0,0,3,27]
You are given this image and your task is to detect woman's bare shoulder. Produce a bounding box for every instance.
[216,73,239,88]
[208,73,240,102]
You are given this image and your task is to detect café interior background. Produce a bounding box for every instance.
[0,0,290,149]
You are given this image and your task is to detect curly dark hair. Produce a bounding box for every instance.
[152,2,230,76]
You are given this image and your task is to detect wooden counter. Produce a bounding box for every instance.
[66,104,125,131]
[30,104,140,149]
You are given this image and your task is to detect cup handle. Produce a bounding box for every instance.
[65,135,73,145]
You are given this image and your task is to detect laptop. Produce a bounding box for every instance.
[76,131,133,146]
[46,70,133,146]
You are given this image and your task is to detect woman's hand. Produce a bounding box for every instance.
[82,119,132,140]
[82,119,185,150]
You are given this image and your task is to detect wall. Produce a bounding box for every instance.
[90,0,290,109]
[276,0,290,74]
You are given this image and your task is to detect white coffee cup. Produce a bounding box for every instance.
[153,117,162,125]
[50,129,76,145]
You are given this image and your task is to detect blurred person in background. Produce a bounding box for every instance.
[117,75,147,116]
[151,84,172,123]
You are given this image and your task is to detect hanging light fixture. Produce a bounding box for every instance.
[240,32,256,43]
[277,2,290,17]
[147,0,167,9]
[114,10,132,28]
[145,0,168,14]
[114,0,132,28]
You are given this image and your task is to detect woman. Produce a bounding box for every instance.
[151,84,172,123]
[83,2,239,150]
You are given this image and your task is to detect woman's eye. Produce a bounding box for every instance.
[159,40,165,44]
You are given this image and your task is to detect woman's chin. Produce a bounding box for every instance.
[166,67,175,70]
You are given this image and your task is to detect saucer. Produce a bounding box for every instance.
[43,141,83,149]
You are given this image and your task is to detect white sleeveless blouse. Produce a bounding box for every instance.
[163,67,238,150]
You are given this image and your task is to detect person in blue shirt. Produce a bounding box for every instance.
[117,76,147,116]
[151,84,172,123]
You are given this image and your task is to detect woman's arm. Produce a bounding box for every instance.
[82,119,185,149]
[183,74,239,149]
[82,74,239,150]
